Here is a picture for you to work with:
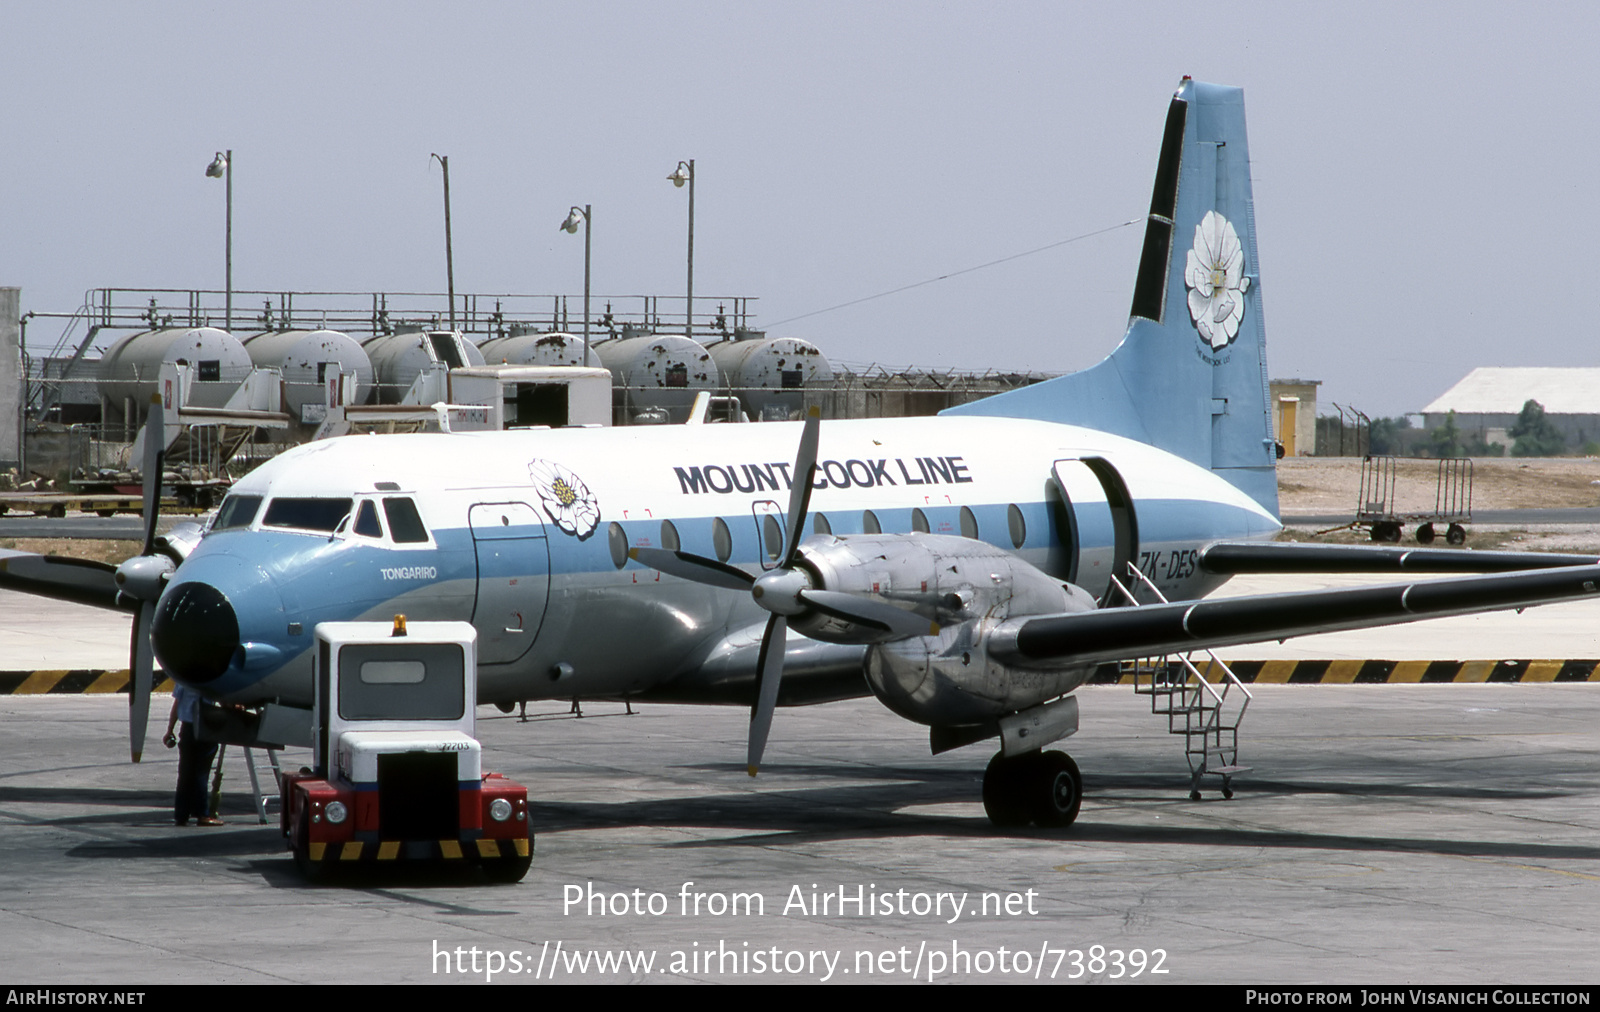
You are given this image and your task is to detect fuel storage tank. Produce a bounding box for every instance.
[361,330,485,403]
[477,330,588,368]
[100,327,253,412]
[594,333,715,423]
[241,329,374,421]
[706,330,833,421]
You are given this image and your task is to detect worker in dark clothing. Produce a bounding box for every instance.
[164,684,221,826]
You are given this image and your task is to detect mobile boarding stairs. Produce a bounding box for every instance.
[1108,565,1253,800]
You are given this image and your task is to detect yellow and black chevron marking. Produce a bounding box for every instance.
[1093,659,1600,684]
[304,837,531,863]
[7,663,1597,694]
[0,670,176,694]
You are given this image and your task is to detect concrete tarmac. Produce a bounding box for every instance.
[0,683,1594,985]
[1,564,1597,984]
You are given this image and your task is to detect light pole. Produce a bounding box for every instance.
[205,151,232,331]
[431,153,456,331]
[560,205,592,367]
[668,159,694,338]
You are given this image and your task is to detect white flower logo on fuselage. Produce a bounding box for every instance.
[1184,210,1250,350]
[528,459,601,540]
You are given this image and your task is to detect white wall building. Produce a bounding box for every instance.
[1421,367,1600,449]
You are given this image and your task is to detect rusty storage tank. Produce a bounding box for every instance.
[478,330,587,368]
[100,327,253,413]
[594,332,715,422]
[241,329,374,421]
[707,330,833,421]
[360,330,486,403]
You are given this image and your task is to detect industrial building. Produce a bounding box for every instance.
[1269,378,1321,456]
[1421,367,1600,451]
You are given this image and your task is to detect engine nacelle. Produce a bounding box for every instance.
[793,534,1100,726]
[157,521,206,563]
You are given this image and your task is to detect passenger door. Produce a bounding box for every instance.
[468,502,552,665]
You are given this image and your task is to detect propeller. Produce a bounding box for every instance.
[112,393,171,762]
[0,393,177,762]
[630,407,936,775]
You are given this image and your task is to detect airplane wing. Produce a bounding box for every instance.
[991,562,1600,667]
[637,620,870,707]
[1199,541,1600,574]
[0,550,127,611]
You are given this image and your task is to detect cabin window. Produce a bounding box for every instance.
[263,497,352,533]
[960,506,979,539]
[1007,504,1026,548]
[213,494,262,531]
[660,519,681,552]
[608,522,628,569]
[353,500,383,538]
[812,513,831,536]
[712,517,733,562]
[762,513,784,562]
[862,510,881,535]
[911,508,930,534]
[383,498,430,544]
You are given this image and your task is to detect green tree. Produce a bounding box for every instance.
[1428,411,1463,458]
[1509,400,1566,457]
[1368,415,1412,455]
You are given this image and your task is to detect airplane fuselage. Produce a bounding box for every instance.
[158,414,1280,709]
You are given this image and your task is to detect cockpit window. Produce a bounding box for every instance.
[263,497,353,533]
[353,500,383,538]
[213,495,262,530]
[383,497,430,544]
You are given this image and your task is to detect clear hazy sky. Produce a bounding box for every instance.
[4,1,1595,418]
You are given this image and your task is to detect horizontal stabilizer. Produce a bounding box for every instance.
[1201,541,1600,574]
[994,563,1600,667]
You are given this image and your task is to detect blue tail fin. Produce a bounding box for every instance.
[944,78,1277,515]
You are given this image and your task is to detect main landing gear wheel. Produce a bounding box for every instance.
[983,752,1036,827]
[1029,751,1083,828]
[983,750,1083,829]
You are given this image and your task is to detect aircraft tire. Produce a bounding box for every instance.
[1029,751,1082,828]
[983,751,1036,828]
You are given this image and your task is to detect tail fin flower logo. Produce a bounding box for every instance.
[1184,210,1250,350]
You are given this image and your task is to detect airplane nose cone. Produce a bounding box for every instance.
[151,581,239,684]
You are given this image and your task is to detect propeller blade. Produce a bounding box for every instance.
[0,552,123,610]
[129,600,155,763]
[141,393,165,557]
[747,612,786,776]
[799,589,940,639]
[780,407,821,568]
[629,547,754,591]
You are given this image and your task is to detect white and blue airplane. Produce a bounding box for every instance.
[8,78,1600,828]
